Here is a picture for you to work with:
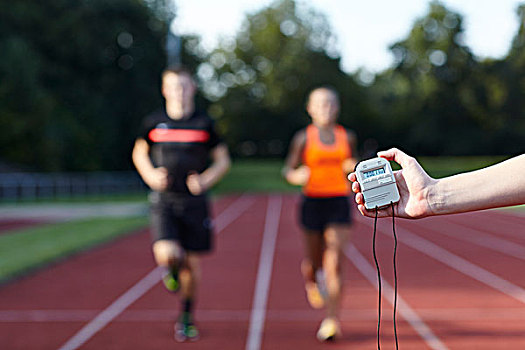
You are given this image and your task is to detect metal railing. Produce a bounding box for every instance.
[0,171,147,201]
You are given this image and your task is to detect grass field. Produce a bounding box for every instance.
[0,216,147,284]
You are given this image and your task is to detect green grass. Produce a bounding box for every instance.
[0,216,147,283]
[417,156,509,178]
[212,159,299,194]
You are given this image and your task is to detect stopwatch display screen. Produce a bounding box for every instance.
[363,167,385,179]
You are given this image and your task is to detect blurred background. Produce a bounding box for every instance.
[0,0,524,199]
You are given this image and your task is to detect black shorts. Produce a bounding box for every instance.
[300,195,352,232]
[149,192,213,252]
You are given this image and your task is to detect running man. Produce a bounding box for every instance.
[283,86,358,341]
[132,65,230,342]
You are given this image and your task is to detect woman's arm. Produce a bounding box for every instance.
[349,148,525,219]
[282,130,309,186]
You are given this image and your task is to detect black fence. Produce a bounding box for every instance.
[0,171,147,201]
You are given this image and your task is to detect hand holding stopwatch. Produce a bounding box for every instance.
[355,157,400,210]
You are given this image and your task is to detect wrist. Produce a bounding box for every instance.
[426,178,445,216]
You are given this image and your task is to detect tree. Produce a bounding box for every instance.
[0,0,172,171]
[196,0,369,157]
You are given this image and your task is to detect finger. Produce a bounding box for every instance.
[357,204,376,218]
[351,181,361,193]
[347,172,357,182]
[355,192,364,205]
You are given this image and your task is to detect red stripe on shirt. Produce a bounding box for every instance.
[148,129,210,143]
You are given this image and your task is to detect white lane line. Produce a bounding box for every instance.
[56,194,254,350]
[245,195,282,350]
[214,194,256,233]
[356,216,525,304]
[345,244,449,350]
[4,307,525,323]
[421,220,525,260]
[57,268,161,350]
[398,226,525,304]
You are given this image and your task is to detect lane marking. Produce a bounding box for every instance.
[245,195,282,350]
[356,216,525,304]
[422,220,525,260]
[4,307,525,323]
[214,194,256,233]
[345,244,449,350]
[57,268,161,350]
[56,194,254,350]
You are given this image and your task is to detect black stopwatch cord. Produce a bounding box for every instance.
[392,202,399,350]
[373,207,381,350]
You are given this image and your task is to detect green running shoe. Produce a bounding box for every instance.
[161,267,179,293]
[174,313,199,342]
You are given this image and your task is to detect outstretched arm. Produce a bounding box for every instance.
[349,148,525,219]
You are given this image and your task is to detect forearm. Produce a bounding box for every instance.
[200,157,230,190]
[428,155,525,215]
[132,142,155,182]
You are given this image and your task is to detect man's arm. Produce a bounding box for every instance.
[186,143,231,195]
[132,138,168,192]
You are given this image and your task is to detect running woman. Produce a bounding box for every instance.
[132,65,230,342]
[283,86,358,342]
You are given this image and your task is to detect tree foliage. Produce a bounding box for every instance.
[0,0,170,171]
[368,1,524,156]
[198,0,370,157]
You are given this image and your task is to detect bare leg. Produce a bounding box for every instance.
[152,239,184,268]
[179,253,201,301]
[323,224,350,319]
[301,230,325,309]
[301,231,324,283]
[174,252,201,341]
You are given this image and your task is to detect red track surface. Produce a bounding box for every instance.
[0,194,524,349]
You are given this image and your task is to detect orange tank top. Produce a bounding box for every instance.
[303,124,351,198]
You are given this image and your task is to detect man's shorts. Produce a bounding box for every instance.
[300,195,352,232]
[149,192,213,252]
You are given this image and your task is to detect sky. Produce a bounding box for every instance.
[171,0,524,74]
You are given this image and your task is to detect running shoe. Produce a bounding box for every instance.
[316,318,342,342]
[162,266,179,293]
[305,282,325,309]
[174,312,200,342]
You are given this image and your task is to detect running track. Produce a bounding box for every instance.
[0,194,524,349]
